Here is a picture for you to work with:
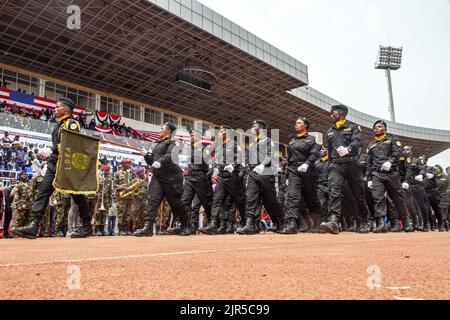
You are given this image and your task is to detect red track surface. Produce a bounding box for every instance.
[1,232,449,300]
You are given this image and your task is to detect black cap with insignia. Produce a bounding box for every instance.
[373,120,387,129]
[57,97,76,111]
[164,122,177,133]
[253,119,267,129]
[330,104,348,116]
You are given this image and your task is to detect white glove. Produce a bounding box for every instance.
[402,182,410,190]
[152,161,161,169]
[276,167,282,174]
[415,175,424,182]
[337,146,350,157]
[224,164,234,173]
[298,163,309,173]
[381,161,392,172]
[286,180,289,187]
[368,181,373,189]
[426,173,434,179]
[253,164,265,175]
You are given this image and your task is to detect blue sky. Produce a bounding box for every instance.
[199,0,450,168]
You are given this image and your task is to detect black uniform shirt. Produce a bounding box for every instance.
[366,134,403,177]
[144,137,182,178]
[287,133,319,174]
[326,120,362,160]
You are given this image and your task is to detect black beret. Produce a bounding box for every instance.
[164,122,177,132]
[373,120,387,129]
[57,97,76,111]
[253,119,267,128]
[330,104,348,115]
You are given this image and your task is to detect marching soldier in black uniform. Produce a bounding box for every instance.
[134,122,189,237]
[237,120,283,235]
[276,157,288,215]
[321,105,369,234]
[278,117,323,234]
[422,156,442,231]
[11,97,92,239]
[316,146,330,223]
[199,125,246,235]
[366,120,411,232]
[435,165,449,231]
[181,128,213,234]
[398,146,420,231]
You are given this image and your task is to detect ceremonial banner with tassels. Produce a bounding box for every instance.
[53,129,100,195]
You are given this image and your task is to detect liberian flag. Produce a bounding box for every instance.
[0,88,86,116]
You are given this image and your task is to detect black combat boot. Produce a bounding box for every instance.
[236,217,259,235]
[134,222,154,237]
[268,220,283,233]
[198,219,219,235]
[278,219,298,235]
[217,221,229,234]
[373,217,388,233]
[94,226,103,236]
[10,219,40,239]
[320,215,340,235]
[348,219,357,232]
[167,220,191,236]
[357,220,370,234]
[444,220,449,232]
[422,223,430,232]
[118,224,127,236]
[403,218,413,232]
[390,219,402,232]
[310,215,323,234]
[226,222,235,234]
[438,222,445,232]
[70,219,93,238]
[56,225,66,237]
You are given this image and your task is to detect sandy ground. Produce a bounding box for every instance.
[1,232,449,300]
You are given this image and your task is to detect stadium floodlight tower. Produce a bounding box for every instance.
[375,46,403,122]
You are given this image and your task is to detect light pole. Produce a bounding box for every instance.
[375,46,403,122]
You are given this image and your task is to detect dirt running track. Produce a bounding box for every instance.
[0,232,449,300]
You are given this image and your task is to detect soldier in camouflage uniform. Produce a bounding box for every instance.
[54,191,71,237]
[28,170,47,236]
[94,164,113,236]
[114,159,133,236]
[10,172,31,229]
[131,168,148,231]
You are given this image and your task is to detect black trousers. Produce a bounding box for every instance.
[404,188,419,225]
[245,172,282,223]
[411,185,429,225]
[328,161,368,221]
[342,181,357,225]
[317,184,329,221]
[371,171,409,221]
[285,171,322,224]
[438,193,449,223]
[277,186,287,215]
[181,176,213,226]
[426,190,442,225]
[145,173,187,224]
[211,174,246,222]
[191,194,201,228]
[31,165,90,223]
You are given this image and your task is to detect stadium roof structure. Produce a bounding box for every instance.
[1,0,449,156]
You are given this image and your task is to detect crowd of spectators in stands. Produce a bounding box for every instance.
[1,98,148,142]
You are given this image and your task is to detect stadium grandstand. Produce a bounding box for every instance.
[0,0,449,158]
